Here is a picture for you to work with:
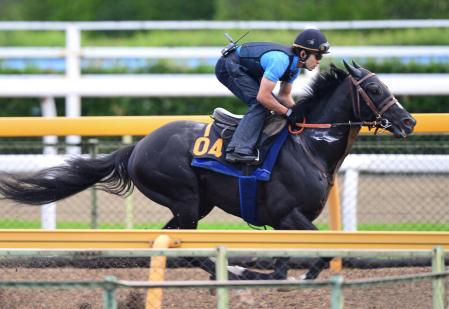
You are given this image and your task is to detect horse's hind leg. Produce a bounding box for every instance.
[162,217,178,229]
[161,203,242,280]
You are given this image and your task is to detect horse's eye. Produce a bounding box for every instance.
[366,83,382,96]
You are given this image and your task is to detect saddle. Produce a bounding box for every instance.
[212,107,286,140]
[190,108,290,226]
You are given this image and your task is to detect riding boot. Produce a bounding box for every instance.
[226,103,268,163]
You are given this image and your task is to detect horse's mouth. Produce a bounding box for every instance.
[383,114,416,138]
[389,122,415,138]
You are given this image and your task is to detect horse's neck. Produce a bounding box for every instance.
[299,84,358,175]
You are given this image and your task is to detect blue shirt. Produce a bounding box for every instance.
[260,51,300,83]
[235,46,300,83]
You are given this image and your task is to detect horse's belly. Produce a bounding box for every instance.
[196,170,242,216]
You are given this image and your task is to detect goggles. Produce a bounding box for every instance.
[319,42,330,53]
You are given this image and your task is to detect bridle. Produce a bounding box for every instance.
[348,73,398,126]
[289,72,398,135]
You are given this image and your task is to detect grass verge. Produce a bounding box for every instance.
[0,220,447,231]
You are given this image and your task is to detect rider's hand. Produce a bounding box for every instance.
[285,108,300,126]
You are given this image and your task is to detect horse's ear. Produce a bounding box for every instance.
[343,59,362,79]
[352,60,362,69]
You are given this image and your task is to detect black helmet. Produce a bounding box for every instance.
[293,28,330,54]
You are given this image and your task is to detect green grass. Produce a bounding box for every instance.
[0,219,268,230]
[358,223,449,231]
[0,219,448,231]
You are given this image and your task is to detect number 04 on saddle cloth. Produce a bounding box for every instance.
[190,109,289,226]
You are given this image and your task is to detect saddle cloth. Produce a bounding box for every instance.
[191,108,289,226]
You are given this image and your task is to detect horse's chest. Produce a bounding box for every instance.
[268,167,329,218]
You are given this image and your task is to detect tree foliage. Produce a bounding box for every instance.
[1,0,448,21]
[214,0,449,20]
[0,0,214,21]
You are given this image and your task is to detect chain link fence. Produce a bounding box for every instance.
[0,133,447,230]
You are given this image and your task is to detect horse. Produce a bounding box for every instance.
[0,60,416,281]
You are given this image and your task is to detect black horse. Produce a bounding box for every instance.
[0,61,415,281]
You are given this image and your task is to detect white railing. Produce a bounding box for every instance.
[1,20,449,115]
[2,73,449,97]
[1,20,449,30]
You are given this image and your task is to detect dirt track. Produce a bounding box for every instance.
[0,266,440,309]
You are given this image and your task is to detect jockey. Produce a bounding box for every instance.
[215,28,330,164]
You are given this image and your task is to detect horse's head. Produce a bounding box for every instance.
[343,60,416,138]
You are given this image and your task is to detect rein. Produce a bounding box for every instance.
[289,73,397,135]
[288,118,390,135]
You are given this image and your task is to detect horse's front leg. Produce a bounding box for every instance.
[276,207,332,280]
[235,207,330,281]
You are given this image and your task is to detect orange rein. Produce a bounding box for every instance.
[288,118,332,135]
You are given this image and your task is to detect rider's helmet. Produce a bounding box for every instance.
[293,28,330,55]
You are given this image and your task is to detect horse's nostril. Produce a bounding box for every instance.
[403,118,416,127]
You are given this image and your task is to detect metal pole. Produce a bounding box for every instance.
[103,276,118,309]
[330,275,344,309]
[89,138,99,229]
[216,246,229,309]
[431,246,445,309]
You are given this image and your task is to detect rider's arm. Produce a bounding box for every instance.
[277,81,296,108]
[258,51,295,114]
[257,77,290,115]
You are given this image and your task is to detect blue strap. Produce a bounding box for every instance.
[239,176,258,225]
[191,157,242,178]
[254,126,289,180]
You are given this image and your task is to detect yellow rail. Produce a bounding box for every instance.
[0,113,444,137]
[1,230,449,250]
[0,116,211,137]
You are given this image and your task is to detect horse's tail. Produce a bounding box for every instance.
[0,144,136,205]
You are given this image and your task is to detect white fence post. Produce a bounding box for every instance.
[65,24,81,155]
[40,97,57,230]
[41,97,58,155]
[342,169,359,231]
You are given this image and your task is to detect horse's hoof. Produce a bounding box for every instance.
[277,274,306,292]
[234,288,255,306]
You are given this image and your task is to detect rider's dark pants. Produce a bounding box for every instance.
[215,54,269,155]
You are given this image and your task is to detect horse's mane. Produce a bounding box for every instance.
[296,64,348,109]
